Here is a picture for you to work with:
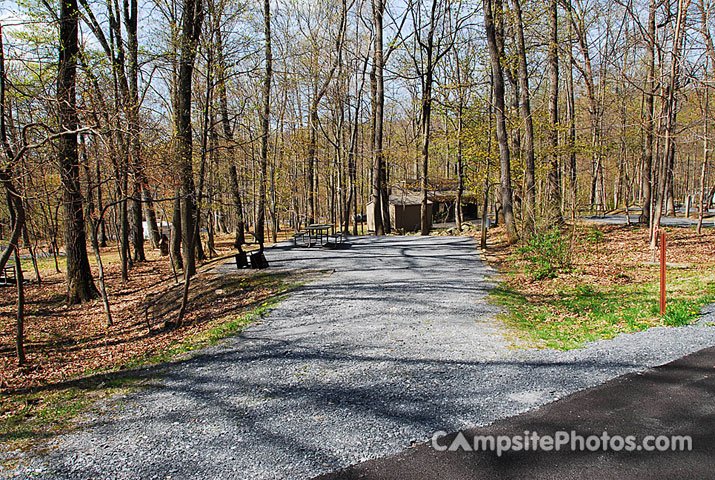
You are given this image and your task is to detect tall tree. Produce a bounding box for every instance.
[303,0,348,224]
[176,0,205,277]
[484,0,518,243]
[58,0,99,303]
[546,0,561,224]
[566,0,577,219]
[78,0,159,263]
[509,0,536,234]
[698,0,714,234]
[569,0,603,213]
[0,24,27,364]
[409,0,462,236]
[372,0,387,235]
[639,0,656,224]
[215,19,245,250]
[650,0,690,247]
[256,0,273,252]
[416,0,439,236]
[125,0,147,262]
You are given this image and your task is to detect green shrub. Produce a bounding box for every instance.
[586,228,605,245]
[517,227,573,280]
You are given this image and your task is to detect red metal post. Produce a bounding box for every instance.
[659,231,666,316]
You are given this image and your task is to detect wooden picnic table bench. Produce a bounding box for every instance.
[327,231,346,246]
[1,265,16,285]
[293,230,309,246]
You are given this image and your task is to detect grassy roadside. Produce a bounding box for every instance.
[0,377,144,457]
[1,270,307,456]
[119,282,292,370]
[486,224,715,350]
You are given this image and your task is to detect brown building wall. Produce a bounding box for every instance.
[390,203,431,231]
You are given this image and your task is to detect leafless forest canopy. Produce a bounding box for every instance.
[1,0,714,312]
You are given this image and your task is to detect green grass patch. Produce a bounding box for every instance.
[1,271,305,454]
[123,291,289,369]
[0,377,140,456]
[493,269,715,350]
[19,255,60,274]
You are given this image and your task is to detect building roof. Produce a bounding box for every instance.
[367,194,432,206]
[399,179,479,202]
[389,194,432,206]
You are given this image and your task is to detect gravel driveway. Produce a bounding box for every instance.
[4,235,715,479]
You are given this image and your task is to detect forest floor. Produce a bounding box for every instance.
[0,231,306,451]
[478,221,715,349]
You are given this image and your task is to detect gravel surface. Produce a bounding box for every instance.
[4,235,715,479]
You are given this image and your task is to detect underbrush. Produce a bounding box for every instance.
[489,224,715,349]
[515,227,573,279]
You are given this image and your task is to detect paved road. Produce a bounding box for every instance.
[316,345,715,480]
[4,236,715,479]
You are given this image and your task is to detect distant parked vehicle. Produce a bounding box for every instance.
[142,221,171,240]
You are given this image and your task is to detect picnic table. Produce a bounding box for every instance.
[1,264,16,286]
[293,224,346,248]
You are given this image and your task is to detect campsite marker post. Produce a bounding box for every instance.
[659,230,666,317]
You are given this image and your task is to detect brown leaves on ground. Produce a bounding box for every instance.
[0,234,293,396]
[486,222,715,298]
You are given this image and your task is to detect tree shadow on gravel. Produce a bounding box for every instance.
[10,234,702,479]
[25,333,682,478]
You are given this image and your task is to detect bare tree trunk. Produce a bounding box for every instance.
[58,0,99,304]
[119,167,130,282]
[345,50,366,235]
[419,1,437,236]
[13,247,25,365]
[229,165,246,248]
[372,0,386,235]
[484,0,518,243]
[143,185,161,249]
[569,5,601,214]
[640,0,656,224]
[666,142,677,216]
[124,0,146,264]
[698,84,708,234]
[651,0,688,248]
[303,4,347,227]
[698,142,707,234]
[216,25,245,250]
[170,190,183,269]
[176,0,203,277]
[256,0,272,252]
[307,99,318,225]
[81,136,113,326]
[510,0,535,235]
[566,0,577,220]
[96,161,107,246]
[26,232,41,287]
[0,24,26,279]
[455,96,464,231]
[546,0,561,224]
[176,12,213,328]
[0,81,27,364]
[130,183,145,262]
